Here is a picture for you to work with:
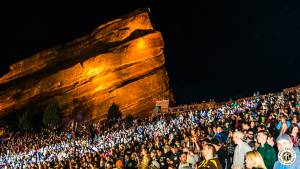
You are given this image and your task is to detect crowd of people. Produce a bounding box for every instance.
[0,88,300,169]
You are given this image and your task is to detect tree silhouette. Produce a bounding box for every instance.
[107,103,122,125]
[42,102,61,127]
[18,110,32,131]
[125,114,134,128]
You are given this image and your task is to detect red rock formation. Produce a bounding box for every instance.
[0,9,174,122]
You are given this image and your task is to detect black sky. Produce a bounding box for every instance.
[0,0,299,104]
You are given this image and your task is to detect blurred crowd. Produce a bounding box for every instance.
[0,89,300,169]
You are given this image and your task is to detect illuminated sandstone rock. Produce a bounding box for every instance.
[0,9,174,121]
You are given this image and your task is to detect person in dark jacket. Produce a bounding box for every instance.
[256,130,276,169]
[210,138,229,169]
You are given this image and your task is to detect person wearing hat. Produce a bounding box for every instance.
[256,130,276,169]
[232,131,252,169]
[273,134,300,169]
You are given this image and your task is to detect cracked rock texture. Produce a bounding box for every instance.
[0,9,174,122]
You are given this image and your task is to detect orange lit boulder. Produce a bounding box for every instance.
[0,9,174,122]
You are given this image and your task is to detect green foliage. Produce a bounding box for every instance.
[125,114,134,128]
[18,111,32,131]
[107,103,122,124]
[125,114,133,122]
[42,102,61,127]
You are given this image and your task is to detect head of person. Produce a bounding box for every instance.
[163,145,170,154]
[288,123,299,137]
[116,160,124,169]
[171,144,178,154]
[141,148,149,156]
[106,161,113,169]
[175,140,181,147]
[150,150,157,160]
[292,115,299,124]
[201,143,216,160]
[156,148,163,157]
[247,129,255,141]
[242,122,250,131]
[233,131,245,145]
[280,114,287,123]
[250,121,256,128]
[179,152,188,164]
[257,125,266,132]
[256,130,268,145]
[267,134,275,147]
[245,150,267,169]
[216,126,223,133]
[276,134,293,151]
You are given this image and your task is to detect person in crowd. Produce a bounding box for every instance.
[157,148,168,169]
[256,130,276,169]
[244,150,267,169]
[124,153,135,169]
[149,160,161,169]
[287,123,300,148]
[215,127,228,144]
[232,131,252,169]
[150,149,160,168]
[168,144,180,168]
[246,129,256,148]
[106,161,114,169]
[140,148,150,169]
[197,143,222,169]
[210,138,229,169]
[178,152,193,169]
[185,147,199,168]
[226,130,236,167]
[276,114,291,135]
[273,134,300,169]
[115,159,124,169]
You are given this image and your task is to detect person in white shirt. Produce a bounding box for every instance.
[232,131,252,169]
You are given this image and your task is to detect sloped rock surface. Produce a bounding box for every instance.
[0,9,174,121]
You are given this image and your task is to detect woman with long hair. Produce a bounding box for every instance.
[245,150,267,169]
[287,123,300,148]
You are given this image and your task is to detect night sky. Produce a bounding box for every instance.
[0,1,299,104]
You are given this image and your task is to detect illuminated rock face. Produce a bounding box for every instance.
[0,9,174,121]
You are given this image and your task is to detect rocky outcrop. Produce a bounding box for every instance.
[0,8,174,122]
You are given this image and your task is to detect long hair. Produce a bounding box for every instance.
[245,150,267,169]
[287,123,299,136]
